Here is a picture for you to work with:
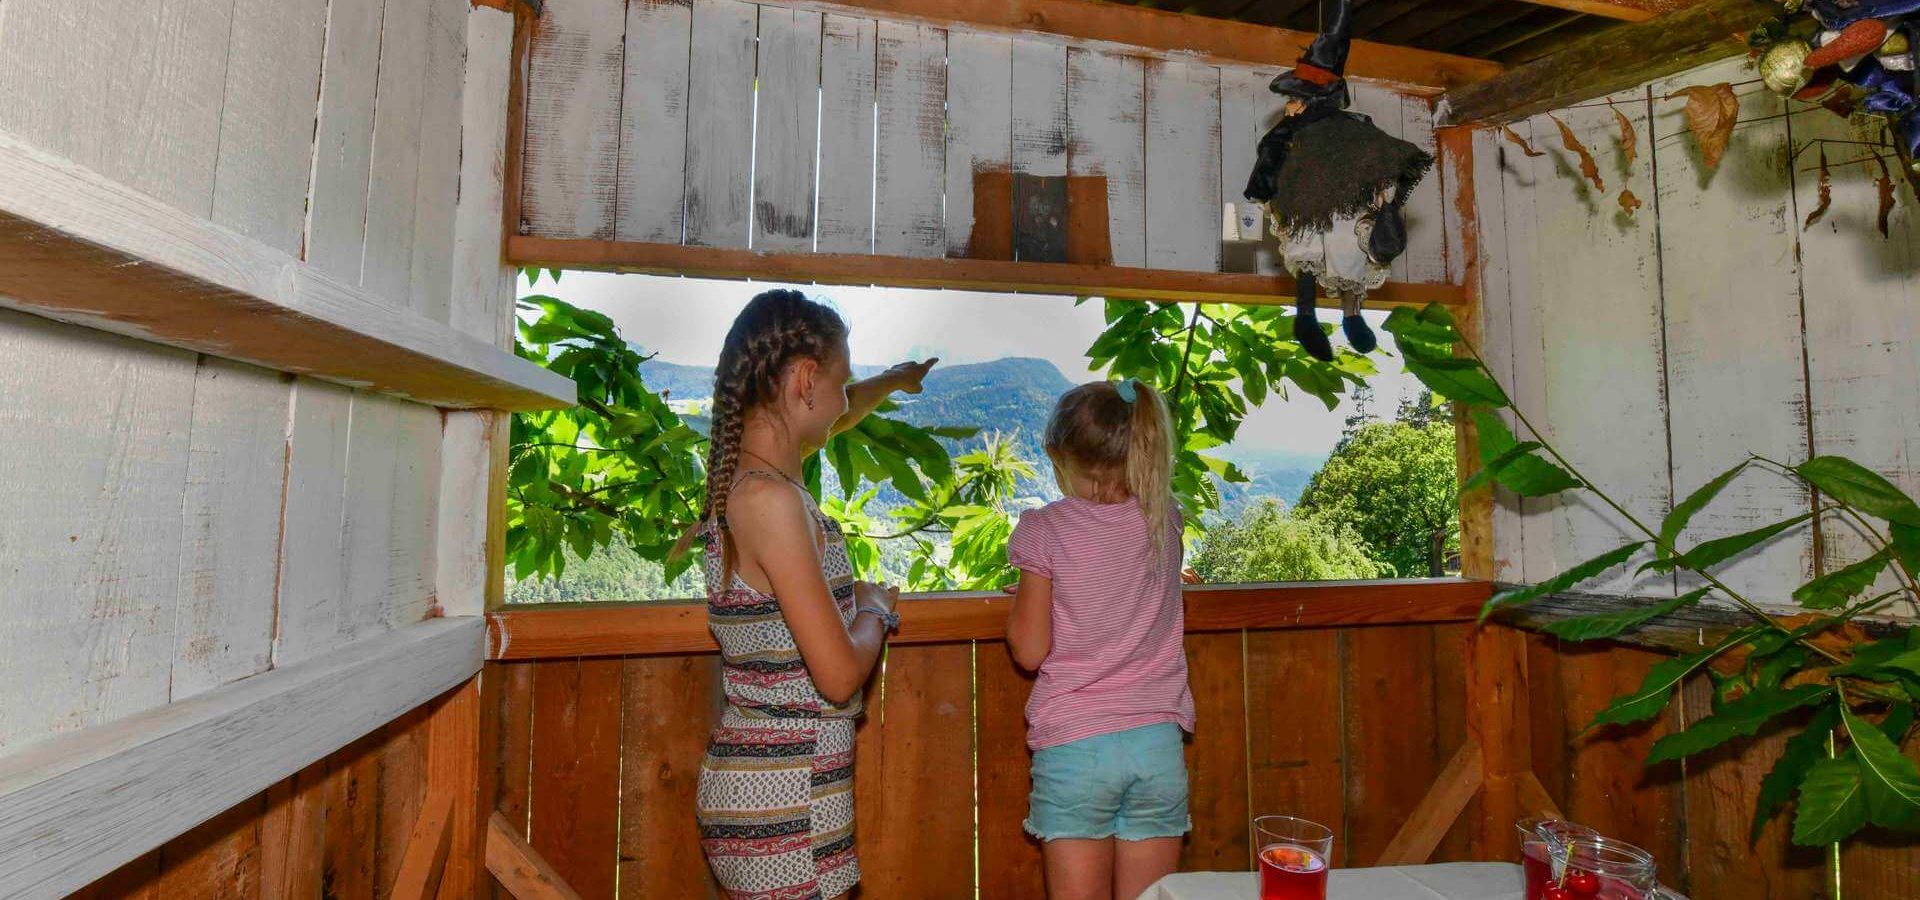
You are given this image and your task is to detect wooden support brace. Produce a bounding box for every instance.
[1374,740,1486,867]
[391,792,457,900]
[487,811,585,900]
[1518,771,1566,821]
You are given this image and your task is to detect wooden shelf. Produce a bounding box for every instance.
[486,579,1492,660]
[508,236,1471,311]
[0,132,573,411]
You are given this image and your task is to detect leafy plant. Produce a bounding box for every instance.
[1381,302,1920,851]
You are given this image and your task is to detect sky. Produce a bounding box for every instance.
[519,271,1427,461]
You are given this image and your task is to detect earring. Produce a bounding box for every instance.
[805,395,814,410]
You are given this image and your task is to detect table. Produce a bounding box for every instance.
[1144,862,1524,900]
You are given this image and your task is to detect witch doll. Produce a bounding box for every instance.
[1244,0,1433,362]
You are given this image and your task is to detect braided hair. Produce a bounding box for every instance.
[670,289,848,584]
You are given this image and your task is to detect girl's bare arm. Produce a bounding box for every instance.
[1006,571,1053,671]
[831,358,938,436]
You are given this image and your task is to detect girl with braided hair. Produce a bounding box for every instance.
[676,288,933,900]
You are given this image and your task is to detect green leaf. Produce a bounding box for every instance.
[1893,523,1920,577]
[1798,456,1920,526]
[1754,703,1840,843]
[1646,685,1830,763]
[1662,461,1748,559]
[1400,351,1510,408]
[1542,587,1709,642]
[1793,753,1869,846]
[1841,703,1920,828]
[1829,637,1915,679]
[1589,627,1762,729]
[1880,704,1916,744]
[1481,542,1646,622]
[1642,512,1815,575]
[1793,549,1893,610]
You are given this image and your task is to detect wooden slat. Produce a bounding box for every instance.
[874,21,948,258]
[153,793,266,900]
[1438,0,1773,125]
[816,14,879,255]
[1373,739,1484,867]
[617,656,724,898]
[527,659,623,899]
[751,6,824,253]
[1009,37,1069,264]
[426,679,485,900]
[362,0,433,304]
[778,0,1501,90]
[274,380,355,669]
[69,852,162,900]
[259,760,329,900]
[306,0,387,279]
[408,0,469,325]
[1218,65,1285,275]
[857,643,975,894]
[487,812,586,900]
[1244,630,1346,864]
[1182,632,1250,871]
[1465,625,1531,862]
[1548,642,1685,877]
[452,5,520,347]
[506,235,1471,309]
[1397,95,1448,284]
[390,791,456,900]
[975,643,1044,898]
[1342,626,1441,868]
[1505,0,1663,21]
[324,735,384,900]
[213,0,328,256]
[488,580,1492,659]
[1068,48,1148,269]
[520,0,626,239]
[683,0,759,249]
[0,618,482,900]
[616,0,695,244]
[1677,676,1826,898]
[1144,60,1222,273]
[943,30,1013,261]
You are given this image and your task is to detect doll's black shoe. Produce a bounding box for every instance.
[1295,310,1335,362]
[1343,314,1377,354]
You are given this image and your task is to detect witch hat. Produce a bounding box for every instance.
[1269,0,1355,108]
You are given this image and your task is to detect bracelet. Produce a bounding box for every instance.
[859,605,901,633]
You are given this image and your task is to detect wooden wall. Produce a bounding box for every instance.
[514,0,1450,284]
[1473,55,1920,898]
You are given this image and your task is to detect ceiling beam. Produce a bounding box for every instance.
[792,0,1502,91]
[1437,0,1774,126]
[1506,0,1663,23]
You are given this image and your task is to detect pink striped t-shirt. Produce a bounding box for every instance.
[1007,497,1195,750]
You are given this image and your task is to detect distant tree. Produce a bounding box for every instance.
[1394,388,1452,430]
[1190,500,1388,583]
[1339,385,1377,450]
[1295,419,1458,577]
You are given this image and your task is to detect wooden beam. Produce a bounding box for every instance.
[1489,587,1905,666]
[487,579,1493,660]
[0,618,484,900]
[1518,771,1566,820]
[390,792,456,900]
[1506,0,1661,23]
[486,812,584,900]
[1373,739,1486,866]
[425,679,483,900]
[0,129,572,411]
[505,236,1470,311]
[1437,0,1775,126]
[782,0,1502,92]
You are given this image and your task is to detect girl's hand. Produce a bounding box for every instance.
[855,580,900,614]
[880,358,938,395]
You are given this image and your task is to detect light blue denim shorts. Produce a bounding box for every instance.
[1025,722,1192,842]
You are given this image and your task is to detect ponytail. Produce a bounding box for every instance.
[1042,378,1178,568]
[1123,381,1175,565]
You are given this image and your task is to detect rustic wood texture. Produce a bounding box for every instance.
[528,659,624,899]
[683,0,759,249]
[616,0,695,244]
[751,6,824,253]
[1677,675,1828,899]
[617,656,724,898]
[943,31,1013,261]
[859,643,976,895]
[1182,632,1252,871]
[425,677,485,900]
[1145,60,1223,273]
[1342,626,1444,867]
[1068,48,1148,268]
[975,642,1044,899]
[1243,630,1346,864]
[487,811,588,900]
[521,0,627,239]
[214,0,328,256]
[1374,740,1485,866]
[258,760,327,900]
[874,21,949,258]
[361,0,434,306]
[815,14,880,255]
[389,790,455,900]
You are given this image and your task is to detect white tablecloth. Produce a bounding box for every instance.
[1144,862,1523,900]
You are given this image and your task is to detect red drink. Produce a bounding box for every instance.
[1259,844,1328,900]
[1521,841,1647,900]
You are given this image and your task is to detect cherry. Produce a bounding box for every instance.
[1565,872,1601,896]
[1541,886,1575,900]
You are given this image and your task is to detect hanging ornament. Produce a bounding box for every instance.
[1761,39,1815,95]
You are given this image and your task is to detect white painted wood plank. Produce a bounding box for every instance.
[362,0,432,302]
[815,14,878,255]
[386,400,444,630]
[0,0,231,218]
[1466,125,1525,583]
[943,30,1012,260]
[407,0,468,325]
[212,0,329,256]
[1144,60,1221,272]
[521,0,627,239]
[1398,94,1448,284]
[342,392,403,645]
[615,0,694,244]
[752,6,824,253]
[1652,63,1810,606]
[874,21,948,258]
[0,313,196,752]
[169,359,292,702]
[451,5,518,348]
[683,0,758,248]
[1217,65,1281,274]
[273,380,354,669]
[1069,48,1147,268]
[305,0,386,281]
[1793,102,1920,597]
[0,617,484,900]
[1521,91,1672,597]
[437,411,499,618]
[1497,117,1553,585]
[1009,35,1067,264]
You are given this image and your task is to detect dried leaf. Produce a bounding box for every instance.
[1613,105,1638,171]
[1875,154,1896,238]
[1501,125,1545,158]
[1551,114,1604,192]
[1664,83,1741,169]
[1619,189,1643,216]
[1804,147,1832,231]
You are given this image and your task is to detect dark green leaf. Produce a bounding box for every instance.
[1829,637,1915,679]
[1589,627,1762,729]
[1400,351,1510,408]
[1542,587,1709,642]
[1880,704,1916,744]
[1754,703,1840,843]
[1893,523,1920,577]
[1793,549,1892,610]
[1481,543,1647,622]
[1642,512,1815,575]
[1841,703,1920,828]
[1797,456,1920,526]
[1793,752,1869,846]
[1662,461,1748,559]
[1646,685,1829,763]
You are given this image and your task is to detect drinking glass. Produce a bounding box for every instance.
[1516,821,1688,900]
[1253,815,1333,900]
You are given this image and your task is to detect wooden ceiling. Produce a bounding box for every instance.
[1113,0,1690,65]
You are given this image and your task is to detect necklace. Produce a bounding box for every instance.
[739,448,805,487]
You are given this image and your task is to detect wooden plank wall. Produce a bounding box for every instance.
[484,627,1475,900]
[0,0,485,755]
[516,0,1451,283]
[1476,54,1920,898]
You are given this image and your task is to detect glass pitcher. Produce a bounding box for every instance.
[1516,818,1688,900]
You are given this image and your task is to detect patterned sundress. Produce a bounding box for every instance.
[696,471,863,900]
